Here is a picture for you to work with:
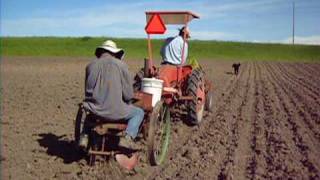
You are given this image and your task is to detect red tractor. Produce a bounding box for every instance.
[74,11,213,168]
[135,11,213,124]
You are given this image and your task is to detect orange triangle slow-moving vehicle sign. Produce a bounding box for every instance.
[145,14,166,34]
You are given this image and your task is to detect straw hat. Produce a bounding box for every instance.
[96,40,125,59]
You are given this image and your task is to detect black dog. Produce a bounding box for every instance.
[232,63,241,75]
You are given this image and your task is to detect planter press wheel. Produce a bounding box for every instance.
[74,103,98,166]
[74,103,86,148]
[147,101,171,166]
[187,68,206,125]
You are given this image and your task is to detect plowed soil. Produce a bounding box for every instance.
[1,57,320,179]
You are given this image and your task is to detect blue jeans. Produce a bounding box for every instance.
[124,106,145,139]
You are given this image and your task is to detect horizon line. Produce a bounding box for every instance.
[1,36,319,46]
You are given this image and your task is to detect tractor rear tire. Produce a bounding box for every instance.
[147,101,171,166]
[187,68,205,125]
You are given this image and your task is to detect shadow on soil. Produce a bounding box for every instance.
[180,114,197,127]
[37,133,138,165]
[37,133,84,164]
[171,109,196,127]
[171,108,212,127]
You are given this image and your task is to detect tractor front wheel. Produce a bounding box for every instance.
[187,68,205,125]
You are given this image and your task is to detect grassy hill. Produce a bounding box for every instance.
[1,37,320,62]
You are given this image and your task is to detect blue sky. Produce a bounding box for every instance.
[1,0,320,44]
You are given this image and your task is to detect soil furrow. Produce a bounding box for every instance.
[231,62,257,180]
[261,62,310,179]
[289,63,320,92]
[265,63,320,179]
[278,63,320,105]
[245,62,268,180]
[170,63,248,179]
[217,62,252,180]
[291,63,320,80]
[189,64,249,179]
[297,63,320,78]
[3,57,320,180]
[270,63,320,142]
[258,63,297,179]
[149,63,249,179]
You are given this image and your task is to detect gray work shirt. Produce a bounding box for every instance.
[83,53,134,120]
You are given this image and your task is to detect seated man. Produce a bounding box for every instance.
[160,26,190,65]
[80,40,144,148]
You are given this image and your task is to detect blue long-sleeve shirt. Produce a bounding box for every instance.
[160,36,188,65]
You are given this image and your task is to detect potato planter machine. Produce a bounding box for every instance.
[74,11,213,169]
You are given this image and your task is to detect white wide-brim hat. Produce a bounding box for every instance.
[96,40,125,59]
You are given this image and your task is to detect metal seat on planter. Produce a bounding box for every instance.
[78,108,128,163]
[82,109,128,135]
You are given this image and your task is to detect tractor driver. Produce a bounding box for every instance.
[80,40,144,148]
[160,26,190,65]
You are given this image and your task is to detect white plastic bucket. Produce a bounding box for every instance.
[141,78,163,107]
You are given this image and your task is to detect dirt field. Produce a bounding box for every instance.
[1,57,320,179]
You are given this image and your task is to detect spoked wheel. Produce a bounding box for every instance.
[74,103,86,147]
[187,68,206,125]
[147,101,171,166]
[88,132,100,166]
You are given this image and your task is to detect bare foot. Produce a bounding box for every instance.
[115,153,139,170]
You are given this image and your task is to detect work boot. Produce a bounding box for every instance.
[79,134,88,149]
[119,135,138,149]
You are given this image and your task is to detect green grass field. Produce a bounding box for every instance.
[1,37,320,62]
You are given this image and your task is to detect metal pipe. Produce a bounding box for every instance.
[178,15,189,84]
[147,34,154,76]
[181,14,188,65]
[144,58,150,77]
